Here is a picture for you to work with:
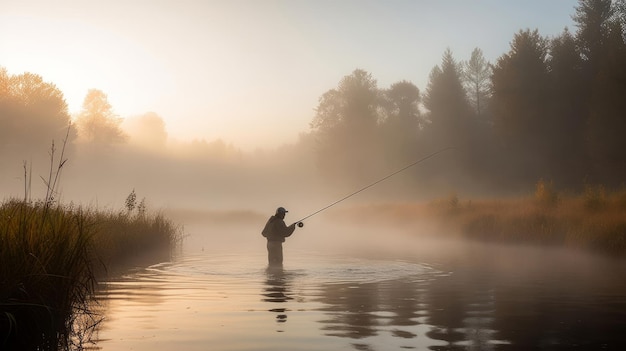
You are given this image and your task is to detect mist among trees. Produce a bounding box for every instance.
[309,0,626,195]
[1,0,625,207]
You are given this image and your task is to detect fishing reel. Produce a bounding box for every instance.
[297,222,304,228]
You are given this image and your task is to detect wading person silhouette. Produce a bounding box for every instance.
[261,207,296,266]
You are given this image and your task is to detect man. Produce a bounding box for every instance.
[261,207,297,266]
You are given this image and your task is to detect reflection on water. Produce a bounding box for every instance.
[313,268,509,350]
[91,246,626,351]
[263,266,293,327]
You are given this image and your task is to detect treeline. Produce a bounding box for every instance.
[0,64,299,208]
[0,69,242,159]
[2,0,625,203]
[0,68,247,205]
[307,0,626,195]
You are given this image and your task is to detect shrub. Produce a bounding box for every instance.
[583,184,607,212]
[534,179,559,207]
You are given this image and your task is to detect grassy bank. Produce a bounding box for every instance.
[0,198,182,350]
[332,184,626,257]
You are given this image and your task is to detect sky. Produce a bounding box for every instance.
[1,0,579,150]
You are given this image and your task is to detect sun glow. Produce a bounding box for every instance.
[1,13,175,118]
[2,0,578,150]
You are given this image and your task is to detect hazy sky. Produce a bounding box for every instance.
[1,0,578,150]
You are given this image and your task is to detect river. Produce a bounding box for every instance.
[88,219,626,350]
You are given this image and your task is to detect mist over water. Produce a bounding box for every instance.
[2,111,625,349]
[3,130,626,350]
[91,211,626,351]
[3,2,626,349]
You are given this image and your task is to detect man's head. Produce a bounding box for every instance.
[275,206,288,219]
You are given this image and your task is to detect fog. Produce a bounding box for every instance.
[4,101,626,351]
[0,122,486,260]
[0,114,447,212]
[2,0,626,262]
[1,70,624,269]
[4,2,626,349]
[173,196,624,292]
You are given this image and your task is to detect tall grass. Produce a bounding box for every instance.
[330,184,626,256]
[0,200,96,350]
[89,202,183,273]
[0,198,182,350]
[447,183,626,255]
[450,192,626,255]
[2,128,182,349]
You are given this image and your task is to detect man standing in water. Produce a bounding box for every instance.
[262,207,297,266]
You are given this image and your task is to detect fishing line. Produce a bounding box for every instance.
[294,146,454,227]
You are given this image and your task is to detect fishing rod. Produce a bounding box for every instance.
[293,146,454,227]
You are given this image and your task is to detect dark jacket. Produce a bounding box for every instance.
[262,215,295,242]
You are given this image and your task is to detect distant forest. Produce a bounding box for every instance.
[1,0,626,202]
[308,0,626,194]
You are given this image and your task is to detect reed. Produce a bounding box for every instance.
[0,198,182,350]
[0,199,95,350]
[2,130,181,349]
[88,205,183,272]
[443,186,626,255]
[331,185,626,256]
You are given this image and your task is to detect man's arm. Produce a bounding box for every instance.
[278,220,296,238]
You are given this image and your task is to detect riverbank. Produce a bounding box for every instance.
[0,198,182,350]
[332,185,626,257]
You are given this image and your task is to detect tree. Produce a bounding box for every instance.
[310,69,381,182]
[573,0,615,68]
[123,112,168,149]
[74,89,127,145]
[422,49,477,188]
[379,80,423,164]
[585,19,626,183]
[0,69,74,157]
[615,0,626,41]
[546,28,588,186]
[382,80,422,127]
[423,49,473,149]
[491,29,551,184]
[573,0,626,184]
[0,67,9,99]
[461,48,492,119]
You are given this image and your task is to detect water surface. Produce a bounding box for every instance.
[90,237,626,351]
